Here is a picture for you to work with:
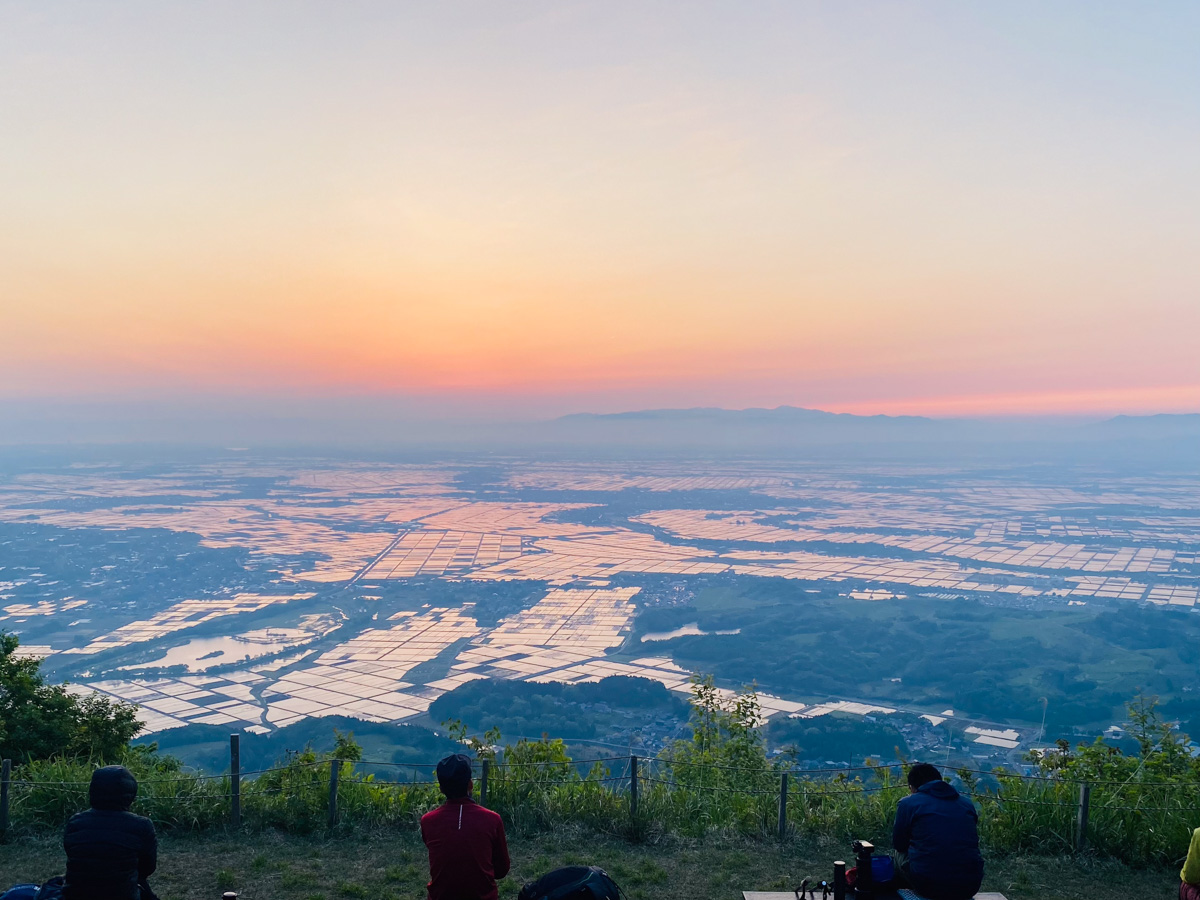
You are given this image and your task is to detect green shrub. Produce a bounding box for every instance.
[8,679,1200,867]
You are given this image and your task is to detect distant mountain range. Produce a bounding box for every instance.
[1,396,1195,457]
[533,406,1200,457]
[549,405,949,444]
[558,406,935,425]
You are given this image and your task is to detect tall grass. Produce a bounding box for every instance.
[977,773,1200,862]
[11,688,1200,867]
[11,753,1199,865]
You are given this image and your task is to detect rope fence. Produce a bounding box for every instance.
[6,739,1200,863]
[13,757,1200,790]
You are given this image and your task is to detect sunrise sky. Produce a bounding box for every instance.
[2,1,1198,422]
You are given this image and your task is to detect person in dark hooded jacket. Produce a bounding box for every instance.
[62,766,159,900]
[892,763,984,900]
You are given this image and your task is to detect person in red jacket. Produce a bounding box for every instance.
[421,754,511,900]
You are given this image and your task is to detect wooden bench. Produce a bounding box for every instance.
[744,891,1008,900]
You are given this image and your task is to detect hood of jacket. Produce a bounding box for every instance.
[89,765,138,811]
[917,779,961,801]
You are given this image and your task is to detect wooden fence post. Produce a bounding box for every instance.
[230,734,241,828]
[629,755,639,823]
[777,772,789,840]
[1,759,11,836]
[480,759,490,806]
[328,760,340,827]
[1075,782,1091,851]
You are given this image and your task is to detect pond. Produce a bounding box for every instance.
[640,623,740,642]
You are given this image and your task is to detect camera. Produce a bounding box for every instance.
[851,840,875,897]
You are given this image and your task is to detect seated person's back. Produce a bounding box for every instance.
[892,763,983,900]
[421,754,510,900]
[1179,826,1200,900]
[63,766,157,900]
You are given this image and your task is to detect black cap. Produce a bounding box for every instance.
[436,753,473,798]
[907,762,942,789]
[89,765,138,811]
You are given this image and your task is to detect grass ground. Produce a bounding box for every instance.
[1,827,1180,900]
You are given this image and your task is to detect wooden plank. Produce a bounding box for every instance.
[744,893,1007,900]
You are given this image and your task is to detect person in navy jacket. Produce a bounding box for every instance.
[62,766,159,900]
[421,754,510,900]
[892,763,984,900]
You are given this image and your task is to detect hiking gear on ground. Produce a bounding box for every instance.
[518,865,621,900]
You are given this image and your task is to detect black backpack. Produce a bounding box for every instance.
[518,866,622,900]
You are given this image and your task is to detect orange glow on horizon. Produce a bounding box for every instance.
[2,5,1199,420]
[823,384,1200,419]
